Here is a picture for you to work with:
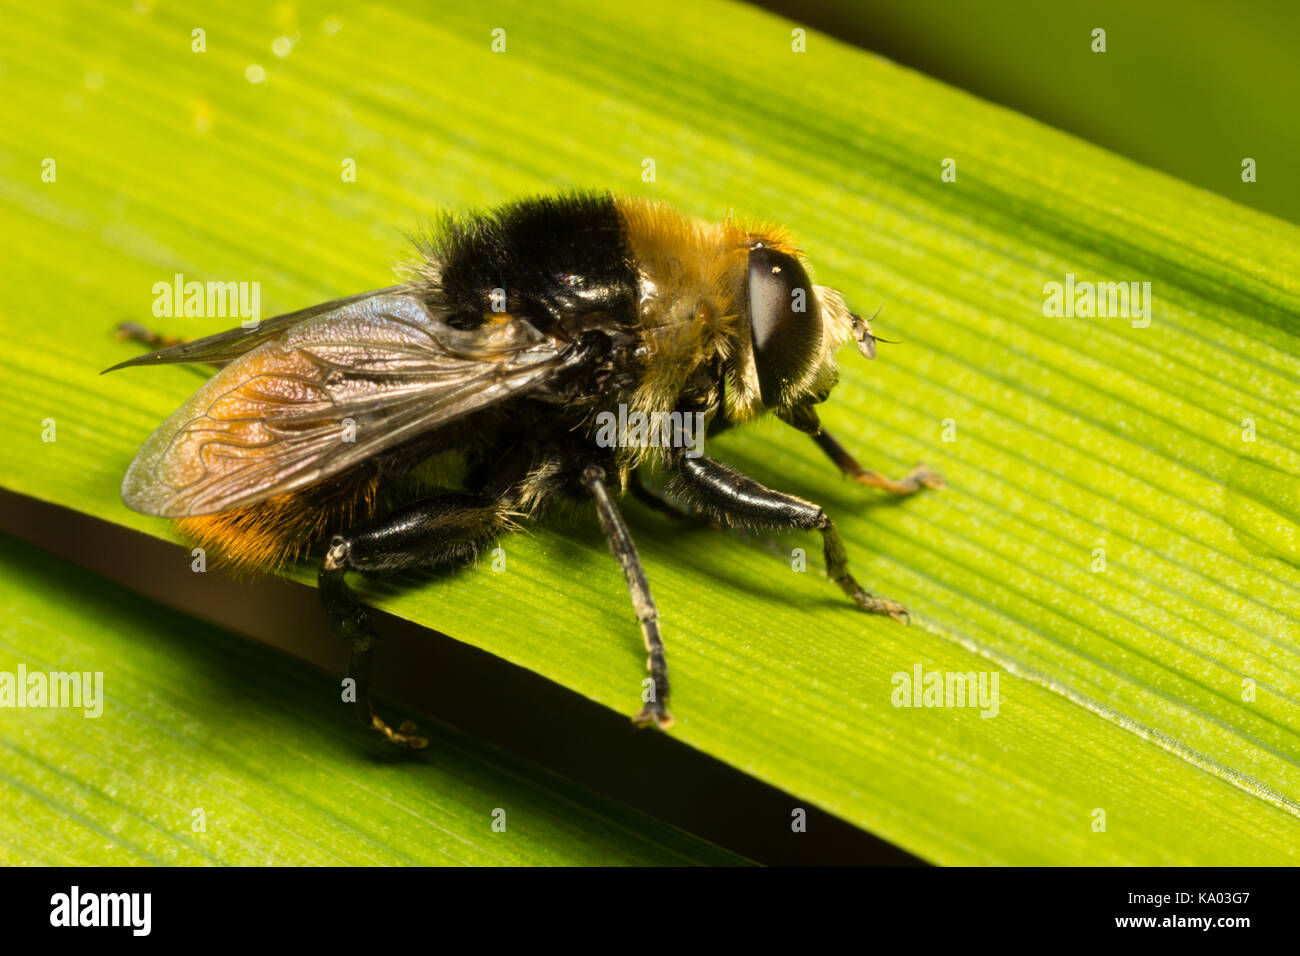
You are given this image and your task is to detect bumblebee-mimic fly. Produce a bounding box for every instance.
[107,193,941,747]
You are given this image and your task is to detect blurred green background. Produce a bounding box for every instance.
[765,0,1300,225]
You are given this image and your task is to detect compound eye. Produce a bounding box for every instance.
[747,245,822,406]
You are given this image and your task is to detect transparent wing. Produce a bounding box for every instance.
[120,291,573,517]
[102,286,410,372]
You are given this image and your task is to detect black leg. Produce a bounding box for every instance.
[780,404,942,494]
[669,453,910,622]
[319,493,509,748]
[581,465,673,729]
[629,468,720,530]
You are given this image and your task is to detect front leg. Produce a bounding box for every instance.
[668,452,909,623]
[779,404,943,495]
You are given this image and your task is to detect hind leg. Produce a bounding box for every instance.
[318,493,509,749]
[112,323,223,374]
[114,322,189,350]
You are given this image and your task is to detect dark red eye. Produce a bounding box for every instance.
[747,245,821,406]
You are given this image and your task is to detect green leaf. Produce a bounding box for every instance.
[0,535,745,865]
[1,0,1298,864]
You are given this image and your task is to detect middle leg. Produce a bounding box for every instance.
[629,468,720,530]
[581,465,673,729]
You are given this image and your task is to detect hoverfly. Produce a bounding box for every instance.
[108,193,941,747]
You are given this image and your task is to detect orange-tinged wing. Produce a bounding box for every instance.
[119,291,572,517]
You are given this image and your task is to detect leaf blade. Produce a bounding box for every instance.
[0,0,1298,864]
[0,535,746,866]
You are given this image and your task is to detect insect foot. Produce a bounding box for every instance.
[371,717,429,751]
[852,463,945,495]
[844,585,911,625]
[819,516,911,625]
[634,697,675,730]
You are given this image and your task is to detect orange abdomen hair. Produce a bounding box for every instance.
[176,470,381,575]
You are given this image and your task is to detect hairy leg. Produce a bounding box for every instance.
[629,468,720,530]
